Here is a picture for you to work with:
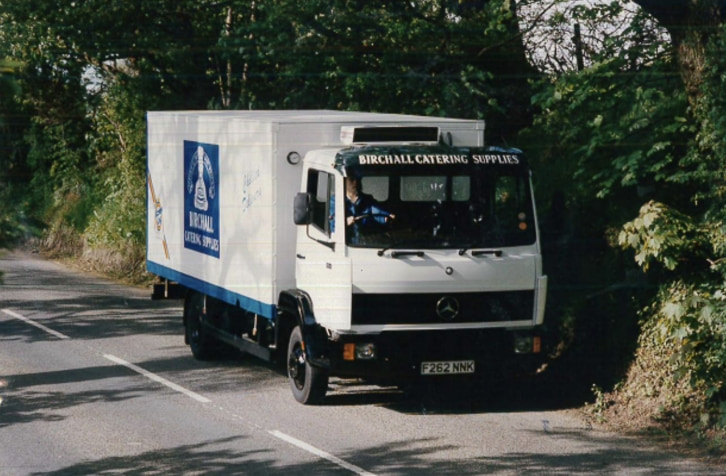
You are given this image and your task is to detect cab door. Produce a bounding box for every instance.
[295,168,352,331]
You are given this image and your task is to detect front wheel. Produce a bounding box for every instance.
[287,326,329,404]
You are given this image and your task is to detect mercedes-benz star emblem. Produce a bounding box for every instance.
[436,296,460,320]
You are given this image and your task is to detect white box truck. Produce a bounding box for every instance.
[146,110,547,404]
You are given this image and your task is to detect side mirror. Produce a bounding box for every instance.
[293,192,313,225]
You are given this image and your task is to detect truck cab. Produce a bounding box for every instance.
[289,136,546,403]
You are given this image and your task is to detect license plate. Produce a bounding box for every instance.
[420,360,475,375]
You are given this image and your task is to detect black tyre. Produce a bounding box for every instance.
[184,291,216,360]
[287,326,329,404]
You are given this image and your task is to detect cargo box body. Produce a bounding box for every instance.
[146,110,485,320]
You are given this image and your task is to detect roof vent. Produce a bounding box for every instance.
[340,126,440,145]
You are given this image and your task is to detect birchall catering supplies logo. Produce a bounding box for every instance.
[147,172,169,260]
[184,141,220,258]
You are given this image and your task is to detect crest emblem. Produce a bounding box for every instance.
[436,296,460,320]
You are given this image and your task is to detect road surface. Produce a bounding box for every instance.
[0,250,721,475]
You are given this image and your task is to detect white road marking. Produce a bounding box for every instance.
[103,354,212,403]
[3,308,373,474]
[1,308,71,340]
[269,430,378,476]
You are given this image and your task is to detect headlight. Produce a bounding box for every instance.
[514,335,542,354]
[355,343,376,360]
[514,336,533,354]
[343,343,377,361]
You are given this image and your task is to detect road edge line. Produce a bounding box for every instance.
[269,429,377,476]
[103,353,211,404]
[1,308,71,340]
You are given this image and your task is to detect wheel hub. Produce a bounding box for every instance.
[289,349,305,381]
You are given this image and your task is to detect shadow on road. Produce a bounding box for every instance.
[320,369,594,416]
[1,249,599,417]
[26,421,719,476]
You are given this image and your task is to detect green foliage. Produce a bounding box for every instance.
[0,0,536,278]
[524,56,690,207]
[619,201,706,272]
[519,4,686,398]
[678,26,726,209]
[0,56,33,248]
[589,383,614,424]
[520,2,693,222]
[24,120,95,233]
[225,0,535,138]
[642,280,726,425]
[0,197,37,246]
[520,3,726,440]
[612,25,726,432]
[84,78,148,253]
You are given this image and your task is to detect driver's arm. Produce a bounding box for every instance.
[369,204,395,224]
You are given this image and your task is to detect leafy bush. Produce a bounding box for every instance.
[619,201,707,272]
[518,8,686,400]
[0,196,33,246]
[608,279,726,431]
[523,8,726,442]
[78,77,149,280]
[619,203,726,429]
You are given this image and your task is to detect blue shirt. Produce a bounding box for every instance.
[330,193,392,239]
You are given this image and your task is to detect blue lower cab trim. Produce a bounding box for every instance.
[148,261,276,320]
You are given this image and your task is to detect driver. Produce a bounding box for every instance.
[345,175,395,232]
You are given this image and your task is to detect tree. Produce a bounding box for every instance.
[518,0,668,74]
[600,1,726,434]
[633,0,726,105]
[222,0,537,140]
[0,57,34,247]
[0,0,539,277]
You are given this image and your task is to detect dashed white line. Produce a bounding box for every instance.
[3,307,376,475]
[103,354,211,403]
[269,430,378,476]
[1,308,70,340]
[0,308,209,403]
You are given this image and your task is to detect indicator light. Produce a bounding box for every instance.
[343,343,355,361]
[342,343,377,360]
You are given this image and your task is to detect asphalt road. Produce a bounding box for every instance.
[0,250,722,475]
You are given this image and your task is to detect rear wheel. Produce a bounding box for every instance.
[287,326,329,404]
[184,291,216,360]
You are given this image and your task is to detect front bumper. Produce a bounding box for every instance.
[321,328,542,381]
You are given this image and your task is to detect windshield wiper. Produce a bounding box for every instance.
[390,250,425,258]
[458,248,503,257]
[377,240,428,257]
[377,247,426,258]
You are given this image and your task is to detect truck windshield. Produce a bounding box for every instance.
[344,171,536,249]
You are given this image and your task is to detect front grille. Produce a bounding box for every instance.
[351,291,534,325]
